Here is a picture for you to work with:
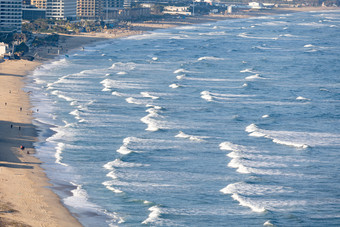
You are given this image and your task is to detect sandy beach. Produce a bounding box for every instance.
[0,60,82,226]
[0,6,338,226]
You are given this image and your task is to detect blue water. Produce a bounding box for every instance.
[26,10,340,226]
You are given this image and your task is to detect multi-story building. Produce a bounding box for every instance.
[23,0,31,5]
[0,0,22,33]
[31,0,47,9]
[46,0,77,20]
[106,0,125,8]
[77,0,103,19]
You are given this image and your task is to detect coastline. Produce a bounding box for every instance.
[0,60,82,226]
[0,6,338,226]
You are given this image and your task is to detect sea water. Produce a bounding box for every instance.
[26,10,340,226]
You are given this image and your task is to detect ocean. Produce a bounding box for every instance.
[26,10,340,226]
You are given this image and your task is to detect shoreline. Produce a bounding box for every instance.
[0,60,82,226]
[0,6,338,226]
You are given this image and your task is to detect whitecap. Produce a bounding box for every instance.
[109,62,136,71]
[240,68,254,73]
[176,74,186,80]
[102,181,123,193]
[245,74,265,81]
[104,159,148,168]
[175,131,205,142]
[142,206,162,225]
[197,56,224,61]
[169,83,180,89]
[220,182,291,196]
[173,68,189,74]
[263,220,275,226]
[55,142,68,166]
[64,183,98,209]
[245,123,317,149]
[200,91,213,102]
[231,193,266,213]
[296,96,310,101]
[117,145,136,155]
[125,97,144,105]
[141,92,159,100]
[112,91,123,96]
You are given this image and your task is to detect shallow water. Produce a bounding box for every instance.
[27,10,340,226]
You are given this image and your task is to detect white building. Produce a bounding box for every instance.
[163,6,191,16]
[0,42,9,56]
[0,0,22,33]
[46,0,77,20]
[248,2,264,9]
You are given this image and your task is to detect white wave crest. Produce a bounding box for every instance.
[104,159,148,169]
[51,90,74,102]
[246,124,313,149]
[197,56,224,61]
[175,131,205,142]
[296,96,310,101]
[263,220,275,226]
[231,193,266,213]
[176,74,186,80]
[126,97,146,105]
[102,181,123,193]
[55,142,68,166]
[100,78,143,90]
[141,92,159,100]
[245,74,265,81]
[201,91,213,102]
[240,68,254,73]
[220,182,291,196]
[169,83,180,88]
[173,68,189,74]
[142,206,162,225]
[109,62,136,71]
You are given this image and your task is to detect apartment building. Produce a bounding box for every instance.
[106,0,125,8]
[46,0,77,20]
[77,0,103,19]
[0,0,22,33]
[31,0,47,9]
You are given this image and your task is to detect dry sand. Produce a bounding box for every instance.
[0,6,338,226]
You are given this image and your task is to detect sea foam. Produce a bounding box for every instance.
[142,206,162,225]
[175,131,205,142]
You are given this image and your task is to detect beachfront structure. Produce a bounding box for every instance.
[46,0,77,20]
[77,0,104,19]
[248,2,264,9]
[163,6,192,15]
[31,0,47,9]
[107,0,125,8]
[23,0,31,5]
[0,42,9,56]
[105,7,150,20]
[22,5,46,20]
[0,0,22,33]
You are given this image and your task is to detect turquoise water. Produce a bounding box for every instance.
[27,10,340,226]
